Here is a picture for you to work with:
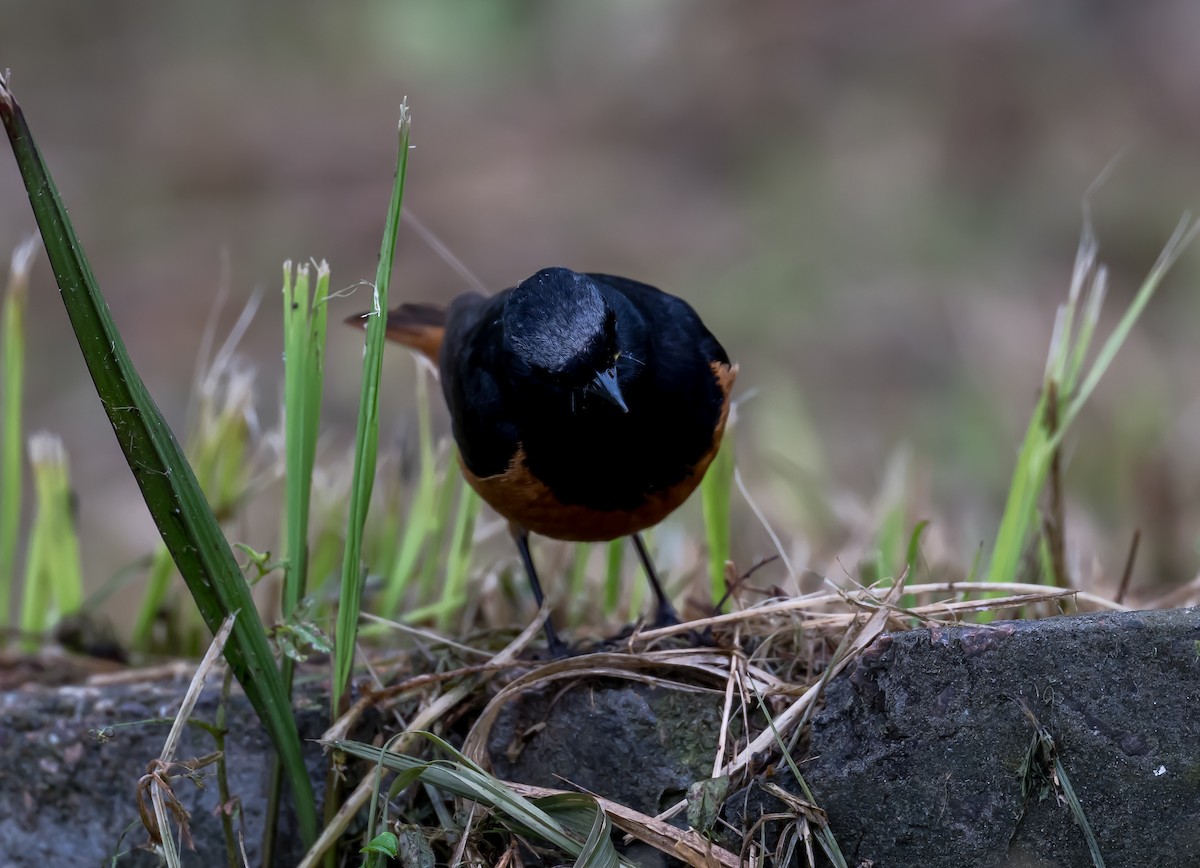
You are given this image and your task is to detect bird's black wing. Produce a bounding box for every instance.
[437,291,521,478]
[586,273,732,491]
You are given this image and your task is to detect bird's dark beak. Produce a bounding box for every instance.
[591,366,629,413]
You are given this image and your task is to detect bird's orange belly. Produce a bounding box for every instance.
[462,449,710,541]
[461,361,736,541]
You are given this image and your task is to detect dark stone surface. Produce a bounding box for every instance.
[6,608,1199,867]
[485,678,741,868]
[486,678,729,817]
[725,608,1200,867]
[0,673,328,867]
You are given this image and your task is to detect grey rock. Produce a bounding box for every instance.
[6,608,1198,868]
[487,678,729,817]
[726,607,1200,867]
[0,674,328,867]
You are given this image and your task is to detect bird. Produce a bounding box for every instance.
[357,267,735,653]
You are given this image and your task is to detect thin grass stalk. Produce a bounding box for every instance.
[20,433,81,646]
[566,543,591,624]
[627,529,650,623]
[131,547,176,650]
[131,357,256,652]
[379,363,438,615]
[18,436,52,646]
[334,736,630,865]
[899,519,928,612]
[603,538,623,617]
[266,257,330,868]
[364,458,406,572]
[436,478,481,631]
[627,559,647,624]
[1058,216,1198,435]
[0,237,36,625]
[333,104,412,710]
[282,260,329,622]
[701,426,735,602]
[213,666,240,868]
[416,452,459,602]
[41,437,81,617]
[987,214,1196,589]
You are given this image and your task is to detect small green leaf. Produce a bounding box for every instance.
[574,804,619,868]
[362,831,399,857]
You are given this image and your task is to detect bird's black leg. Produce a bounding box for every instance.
[632,533,680,628]
[511,526,568,656]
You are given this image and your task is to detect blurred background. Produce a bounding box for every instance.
[4,0,1200,632]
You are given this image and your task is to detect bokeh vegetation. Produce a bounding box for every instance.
[4,4,1200,626]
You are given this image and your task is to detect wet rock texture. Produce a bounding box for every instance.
[486,679,729,816]
[2,608,1197,867]
[0,673,326,867]
[726,607,1200,867]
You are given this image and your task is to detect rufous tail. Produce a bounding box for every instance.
[346,303,446,360]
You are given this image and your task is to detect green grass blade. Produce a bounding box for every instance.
[282,260,330,619]
[1059,216,1199,437]
[0,237,35,625]
[701,425,735,602]
[0,77,317,844]
[602,538,623,616]
[379,365,438,615]
[553,795,619,868]
[436,479,481,631]
[566,542,591,624]
[750,684,848,868]
[131,544,177,649]
[626,532,647,623]
[987,215,1197,593]
[27,438,60,619]
[36,434,82,616]
[334,103,412,708]
[1054,754,1106,867]
[898,519,929,612]
[417,450,460,601]
[987,393,1051,586]
[336,737,634,866]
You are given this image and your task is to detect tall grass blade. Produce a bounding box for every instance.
[131,359,257,652]
[282,260,329,620]
[0,77,317,844]
[416,451,460,602]
[1059,216,1198,434]
[337,736,633,867]
[379,364,438,615]
[20,433,81,646]
[566,542,592,624]
[987,212,1197,590]
[436,479,481,631]
[701,426,735,602]
[334,103,412,709]
[603,538,623,616]
[131,542,179,650]
[1,236,36,625]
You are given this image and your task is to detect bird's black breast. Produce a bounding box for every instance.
[440,275,729,514]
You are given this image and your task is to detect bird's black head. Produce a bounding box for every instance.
[502,268,627,411]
